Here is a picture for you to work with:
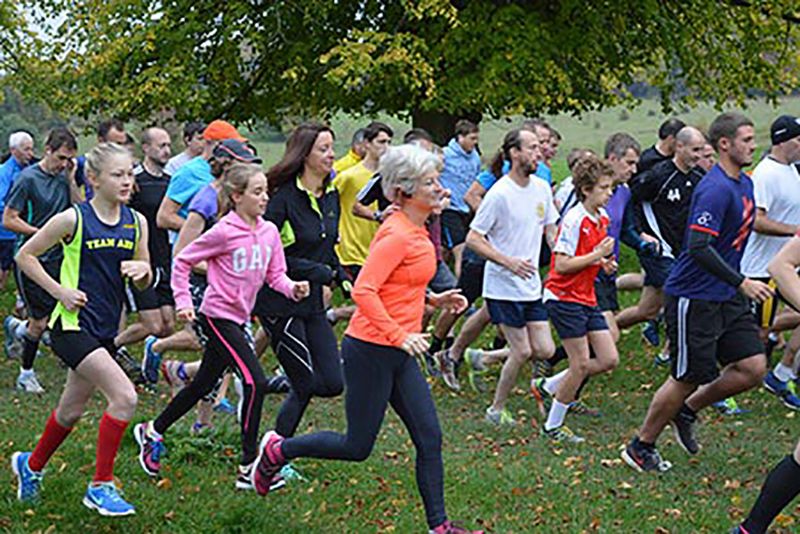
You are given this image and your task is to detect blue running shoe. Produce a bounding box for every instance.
[11,452,43,502]
[82,482,135,516]
[213,398,236,415]
[280,463,306,482]
[142,336,162,384]
[642,320,660,347]
[712,398,750,416]
[763,370,789,396]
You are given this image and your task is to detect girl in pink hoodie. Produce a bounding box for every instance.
[134,163,309,490]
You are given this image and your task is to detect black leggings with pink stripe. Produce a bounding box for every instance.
[154,314,267,465]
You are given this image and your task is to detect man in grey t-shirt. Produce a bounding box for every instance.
[3,127,79,393]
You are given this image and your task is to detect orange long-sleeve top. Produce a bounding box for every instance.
[346,210,437,347]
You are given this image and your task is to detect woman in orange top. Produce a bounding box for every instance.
[253,145,481,533]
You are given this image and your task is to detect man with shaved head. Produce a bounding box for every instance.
[616,126,707,348]
[112,127,174,382]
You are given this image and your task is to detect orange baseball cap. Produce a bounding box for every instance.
[203,119,247,142]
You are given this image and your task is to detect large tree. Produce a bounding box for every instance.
[12,0,800,138]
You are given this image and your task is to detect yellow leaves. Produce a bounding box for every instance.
[723,479,741,490]
[775,513,795,527]
[157,478,172,490]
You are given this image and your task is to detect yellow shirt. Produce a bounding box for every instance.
[333,149,362,174]
[335,162,378,266]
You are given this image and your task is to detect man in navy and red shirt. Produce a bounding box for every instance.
[623,112,774,473]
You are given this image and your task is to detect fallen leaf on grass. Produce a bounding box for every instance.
[724,479,741,490]
[157,478,172,490]
[164,511,176,521]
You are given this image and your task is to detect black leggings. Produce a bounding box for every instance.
[260,313,343,437]
[154,314,267,465]
[281,336,446,529]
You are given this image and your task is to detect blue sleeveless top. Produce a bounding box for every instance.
[50,202,140,340]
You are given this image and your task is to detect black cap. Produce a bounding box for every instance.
[213,139,262,163]
[770,115,800,145]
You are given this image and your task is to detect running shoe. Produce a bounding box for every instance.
[654,350,671,367]
[423,351,441,378]
[279,463,306,482]
[670,408,700,455]
[4,316,21,359]
[542,425,585,444]
[213,398,236,415]
[781,389,800,410]
[642,320,660,347]
[485,407,516,426]
[435,349,460,391]
[532,359,553,379]
[429,520,485,534]
[621,438,672,473]
[569,400,601,417]
[11,451,43,502]
[530,377,552,417]
[712,397,750,415]
[114,346,146,385]
[133,422,165,477]
[465,349,487,393]
[190,422,214,435]
[161,360,190,398]
[763,370,789,395]
[254,431,287,496]
[235,462,286,492]
[265,375,291,394]
[16,371,44,394]
[82,482,135,516]
[142,335,162,384]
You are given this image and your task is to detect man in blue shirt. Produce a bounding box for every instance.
[0,131,34,287]
[439,119,481,279]
[623,112,773,473]
[155,120,247,242]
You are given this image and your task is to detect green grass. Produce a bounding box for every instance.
[10,99,800,532]
[1,268,799,533]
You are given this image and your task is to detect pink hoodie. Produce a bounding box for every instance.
[172,210,296,324]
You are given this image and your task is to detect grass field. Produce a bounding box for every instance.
[5,99,800,533]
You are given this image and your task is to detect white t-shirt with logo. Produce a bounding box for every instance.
[470,175,558,301]
[741,157,800,277]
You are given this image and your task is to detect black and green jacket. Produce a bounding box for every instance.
[255,176,346,318]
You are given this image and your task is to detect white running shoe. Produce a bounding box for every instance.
[16,371,44,394]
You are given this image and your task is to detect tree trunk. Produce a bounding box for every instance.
[411,109,482,146]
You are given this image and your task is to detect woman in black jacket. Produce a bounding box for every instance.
[254,123,345,440]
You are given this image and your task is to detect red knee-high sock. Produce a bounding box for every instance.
[93,413,129,483]
[29,411,74,472]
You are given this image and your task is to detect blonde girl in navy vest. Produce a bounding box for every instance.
[11,143,151,516]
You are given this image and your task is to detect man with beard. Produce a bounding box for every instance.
[623,113,773,472]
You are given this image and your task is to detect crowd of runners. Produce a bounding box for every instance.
[3,111,800,533]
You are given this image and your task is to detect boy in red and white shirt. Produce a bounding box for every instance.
[540,155,620,443]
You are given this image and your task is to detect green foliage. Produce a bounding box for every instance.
[9,1,800,123]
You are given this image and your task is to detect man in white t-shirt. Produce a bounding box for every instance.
[741,115,800,409]
[466,128,559,426]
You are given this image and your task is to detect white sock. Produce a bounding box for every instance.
[19,367,33,379]
[774,362,796,382]
[544,369,569,395]
[544,400,569,431]
[146,421,163,440]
